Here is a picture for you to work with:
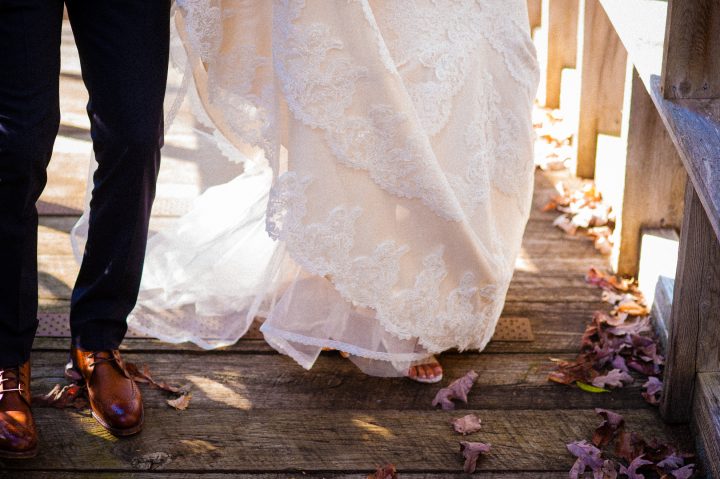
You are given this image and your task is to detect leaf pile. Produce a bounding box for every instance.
[548,268,664,406]
[544,182,615,256]
[533,104,575,171]
[567,409,695,478]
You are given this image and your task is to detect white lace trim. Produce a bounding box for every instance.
[261,323,431,364]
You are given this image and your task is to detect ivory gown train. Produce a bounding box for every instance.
[74,0,540,377]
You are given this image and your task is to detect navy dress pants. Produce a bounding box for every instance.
[0,0,170,367]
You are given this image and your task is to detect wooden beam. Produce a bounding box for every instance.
[610,68,686,276]
[661,0,720,99]
[542,0,579,108]
[573,0,627,178]
[661,179,720,422]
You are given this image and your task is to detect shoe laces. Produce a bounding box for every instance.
[87,351,118,368]
[0,368,23,395]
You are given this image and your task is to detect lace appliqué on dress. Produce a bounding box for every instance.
[267,173,507,353]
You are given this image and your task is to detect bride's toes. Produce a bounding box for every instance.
[407,359,443,384]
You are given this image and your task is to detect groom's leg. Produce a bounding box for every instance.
[0,0,64,367]
[65,0,171,350]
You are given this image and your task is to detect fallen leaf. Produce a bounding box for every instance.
[32,383,88,410]
[642,377,663,406]
[618,455,653,479]
[592,369,634,389]
[432,370,478,410]
[459,441,491,473]
[452,414,482,435]
[593,409,625,447]
[657,453,684,469]
[125,362,184,394]
[167,392,192,410]
[576,381,609,393]
[599,459,618,479]
[671,464,695,479]
[567,440,605,479]
[615,431,647,463]
[367,464,397,479]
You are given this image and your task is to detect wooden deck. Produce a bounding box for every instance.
[0,21,694,478]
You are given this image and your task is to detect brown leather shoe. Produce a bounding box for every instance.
[0,361,38,458]
[67,348,143,437]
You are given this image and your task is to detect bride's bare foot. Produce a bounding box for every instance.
[407,357,443,384]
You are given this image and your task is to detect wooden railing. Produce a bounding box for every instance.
[532,0,720,475]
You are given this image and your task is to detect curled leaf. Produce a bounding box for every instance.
[459,441,491,473]
[452,414,482,435]
[432,370,478,410]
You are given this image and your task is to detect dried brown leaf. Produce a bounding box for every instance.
[167,392,192,410]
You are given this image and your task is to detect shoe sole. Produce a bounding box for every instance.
[0,446,38,459]
[92,410,144,437]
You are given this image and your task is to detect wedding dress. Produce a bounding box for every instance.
[73,0,540,377]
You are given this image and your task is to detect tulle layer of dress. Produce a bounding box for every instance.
[72,0,540,377]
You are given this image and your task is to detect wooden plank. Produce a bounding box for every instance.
[661,0,720,100]
[692,372,720,479]
[0,409,691,473]
[527,0,542,31]
[573,0,627,178]
[28,351,650,411]
[0,473,566,479]
[609,68,686,276]
[543,0,579,109]
[648,76,720,243]
[661,180,720,422]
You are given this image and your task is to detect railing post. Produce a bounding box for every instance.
[573,0,626,179]
[661,0,720,100]
[541,0,579,109]
[658,0,720,425]
[661,180,720,423]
